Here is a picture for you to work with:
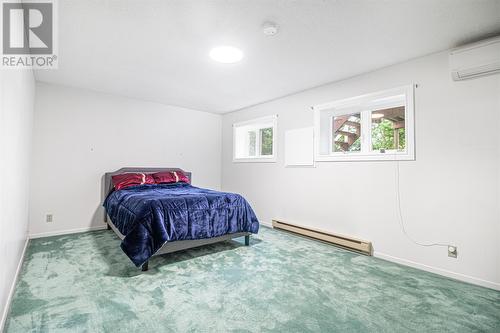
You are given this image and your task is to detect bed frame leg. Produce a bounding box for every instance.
[245,235,250,246]
[106,223,111,230]
[141,261,149,272]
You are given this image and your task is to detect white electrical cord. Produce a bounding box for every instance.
[395,159,448,247]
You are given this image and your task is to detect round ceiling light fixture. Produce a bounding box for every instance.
[262,21,279,36]
[209,46,244,64]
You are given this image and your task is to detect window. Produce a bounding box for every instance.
[233,115,277,162]
[314,85,414,161]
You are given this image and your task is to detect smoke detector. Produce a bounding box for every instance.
[262,22,278,36]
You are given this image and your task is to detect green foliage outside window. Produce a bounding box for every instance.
[334,136,361,152]
[349,137,361,151]
[260,127,273,155]
[371,119,405,151]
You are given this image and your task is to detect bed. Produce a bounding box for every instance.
[103,168,260,271]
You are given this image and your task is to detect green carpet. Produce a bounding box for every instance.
[4,227,500,332]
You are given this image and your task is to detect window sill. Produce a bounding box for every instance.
[315,152,414,162]
[233,157,277,163]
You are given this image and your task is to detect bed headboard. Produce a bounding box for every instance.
[104,167,192,199]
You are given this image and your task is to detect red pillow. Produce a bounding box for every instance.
[152,171,190,184]
[174,170,190,183]
[151,171,176,184]
[112,173,155,190]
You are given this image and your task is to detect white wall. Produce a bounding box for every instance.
[0,70,35,327]
[221,51,500,289]
[29,83,222,236]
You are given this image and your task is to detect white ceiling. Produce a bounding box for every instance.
[35,0,500,113]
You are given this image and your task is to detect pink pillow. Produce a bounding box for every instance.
[152,171,190,184]
[112,173,155,190]
[173,170,190,183]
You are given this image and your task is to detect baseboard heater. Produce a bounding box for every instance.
[272,219,373,255]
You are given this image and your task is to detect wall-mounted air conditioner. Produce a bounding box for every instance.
[449,36,500,81]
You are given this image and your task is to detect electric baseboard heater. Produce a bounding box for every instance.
[272,219,373,255]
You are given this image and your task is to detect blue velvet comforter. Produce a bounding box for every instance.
[103,183,259,267]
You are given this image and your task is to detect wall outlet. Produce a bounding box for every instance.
[46,214,53,223]
[448,245,457,258]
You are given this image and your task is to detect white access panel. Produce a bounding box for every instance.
[285,127,314,166]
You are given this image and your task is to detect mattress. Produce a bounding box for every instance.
[103,183,259,266]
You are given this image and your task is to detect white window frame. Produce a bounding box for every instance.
[232,115,278,163]
[313,85,415,162]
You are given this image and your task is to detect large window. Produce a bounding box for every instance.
[314,85,414,161]
[233,115,277,162]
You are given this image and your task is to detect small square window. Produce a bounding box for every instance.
[233,115,277,162]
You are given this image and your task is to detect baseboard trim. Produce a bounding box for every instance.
[0,236,29,332]
[374,251,500,291]
[29,225,108,239]
[260,221,273,228]
[30,222,270,239]
[30,222,271,239]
